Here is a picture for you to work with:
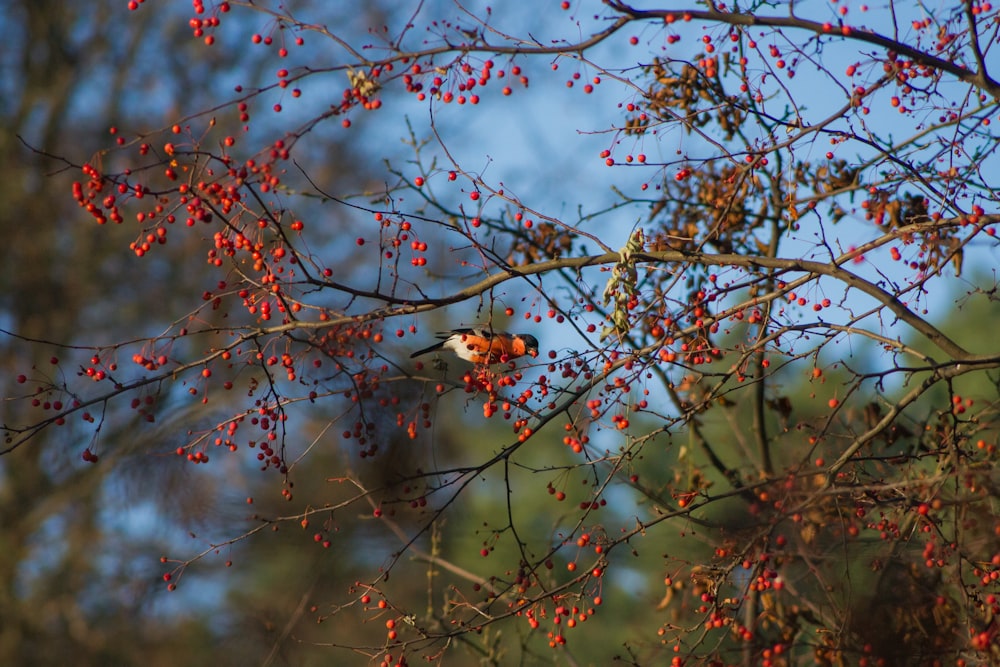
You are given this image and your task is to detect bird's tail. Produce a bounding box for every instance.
[410,341,445,358]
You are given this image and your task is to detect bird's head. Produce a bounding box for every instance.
[518,334,540,357]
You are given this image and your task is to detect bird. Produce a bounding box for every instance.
[410,328,540,365]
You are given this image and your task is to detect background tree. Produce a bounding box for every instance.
[0,1,382,665]
[4,1,1000,665]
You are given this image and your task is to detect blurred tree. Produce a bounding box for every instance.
[0,1,380,665]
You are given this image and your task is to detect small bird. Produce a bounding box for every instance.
[410,328,540,365]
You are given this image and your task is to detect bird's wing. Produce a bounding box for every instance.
[442,327,481,338]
